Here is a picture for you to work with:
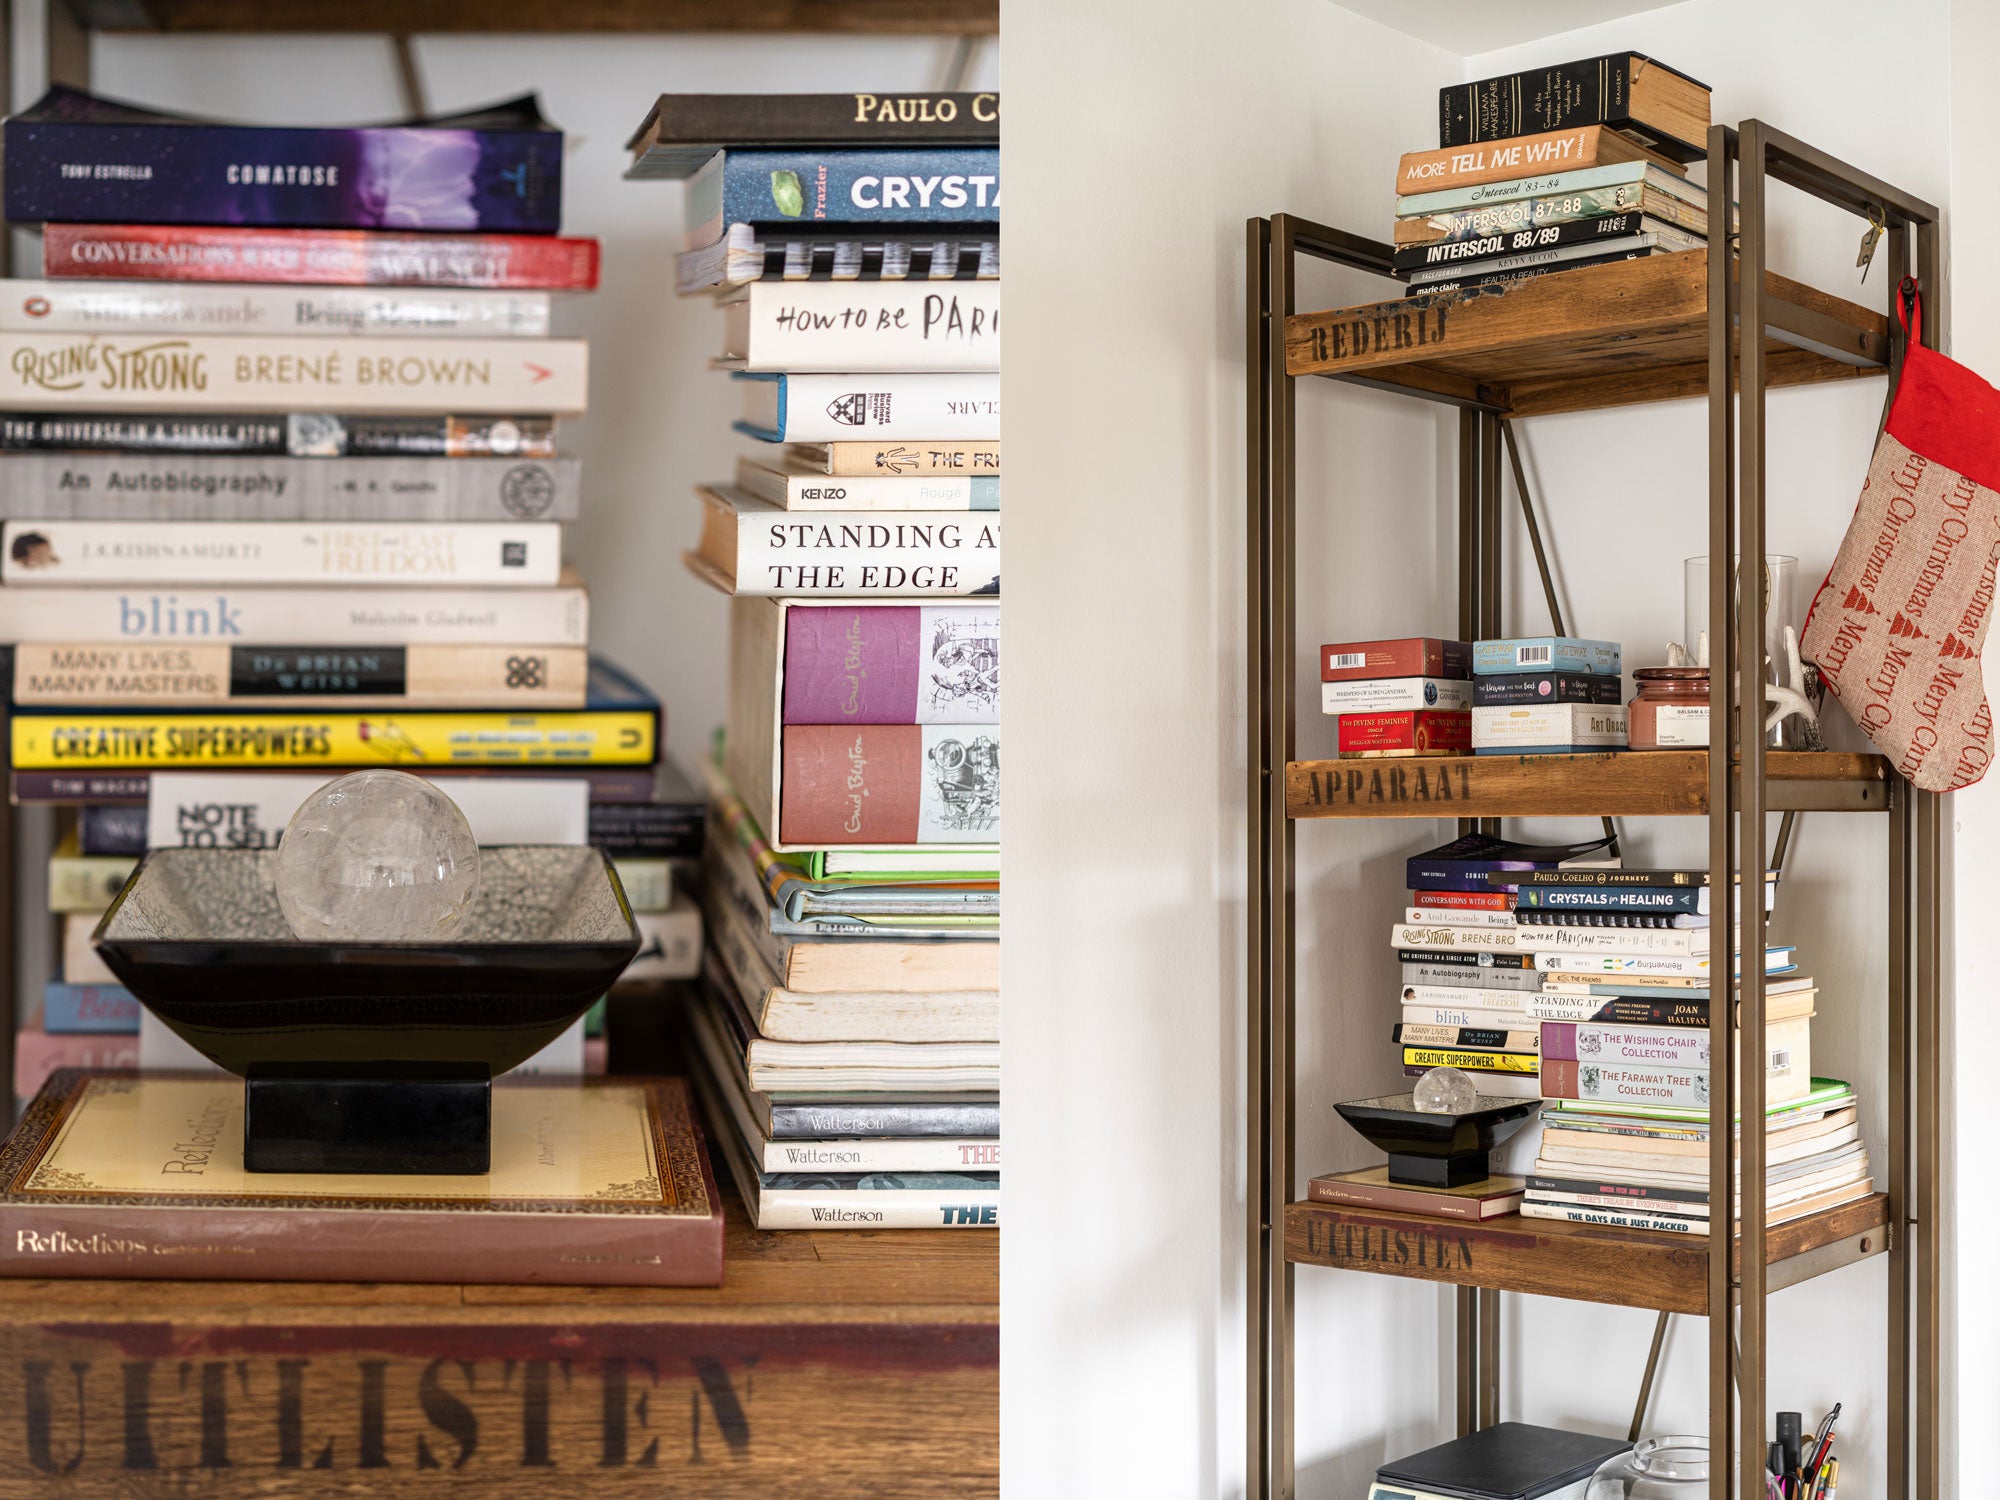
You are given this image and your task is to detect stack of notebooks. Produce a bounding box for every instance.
[1471,636,1626,755]
[0,86,699,1088]
[1521,867,1870,1234]
[1393,52,1715,296]
[631,92,1000,1230]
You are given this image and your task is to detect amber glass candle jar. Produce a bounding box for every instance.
[1627,667,1710,750]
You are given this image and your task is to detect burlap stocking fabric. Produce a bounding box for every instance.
[1802,279,2000,791]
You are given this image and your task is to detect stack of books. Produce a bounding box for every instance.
[1393,52,1715,296]
[1396,833,1622,1099]
[1320,636,1471,758]
[0,85,696,1089]
[1472,636,1625,754]
[633,92,1000,1230]
[1518,867,1872,1234]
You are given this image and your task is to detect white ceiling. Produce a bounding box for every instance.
[1335,0,1689,57]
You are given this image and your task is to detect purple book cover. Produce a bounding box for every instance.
[783,603,999,725]
[5,87,563,232]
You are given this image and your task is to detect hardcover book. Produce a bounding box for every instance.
[681,146,1000,251]
[777,599,999,724]
[42,224,600,288]
[1397,161,1700,218]
[1405,231,1693,287]
[734,371,1000,443]
[0,572,588,645]
[626,91,999,178]
[687,485,1000,598]
[788,440,999,477]
[1,520,563,587]
[11,763,660,807]
[0,1072,723,1285]
[780,723,1000,846]
[1406,832,1618,891]
[0,412,558,458]
[1439,52,1712,162]
[0,279,551,337]
[1393,213,1694,274]
[0,454,579,523]
[5,87,564,232]
[1395,123,1679,195]
[716,280,1000,373]
[0,334,588,415]
[1394,180,1715,246]
[1305,1166,1524,1221]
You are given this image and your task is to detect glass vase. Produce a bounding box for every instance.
[1585,1436,1709,1499]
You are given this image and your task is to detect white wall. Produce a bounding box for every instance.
[1007,1,1964,1496]
[72,29,998,772]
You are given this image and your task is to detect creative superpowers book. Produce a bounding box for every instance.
[0,1072,723,1285]
[8,655,656,768]
[5,87,565,232]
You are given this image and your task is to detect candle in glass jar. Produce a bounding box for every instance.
[1627,667,1711,750]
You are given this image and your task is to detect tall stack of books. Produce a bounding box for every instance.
[1519,867,1871,1234]
[1396,833,1623,1099]
[1471,636,1626,754]
[1393,52,1715,296]
[0,85,695,1088]
[631,91,1000,1230]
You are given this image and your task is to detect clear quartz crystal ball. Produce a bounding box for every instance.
[275,770,480,942]
[1412,1065,1479,1114]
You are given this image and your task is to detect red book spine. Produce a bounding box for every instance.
[781,724,923,844]
[1320,636,1471,682]
[1336,710,1471,753]
[1411,889,1516,910]
[42,224,602,290]
[1540,1058,1579,1098]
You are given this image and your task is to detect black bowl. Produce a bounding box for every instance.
[93,846,640,1078]
[1334,1093,1541,1187]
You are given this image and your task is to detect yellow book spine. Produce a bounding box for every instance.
[11,711,656,769]
[1402,1047,1540,1075]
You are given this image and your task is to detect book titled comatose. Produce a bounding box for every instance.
[43,224,600,288]
[0,1072,722,1285]
[5,87,565,232]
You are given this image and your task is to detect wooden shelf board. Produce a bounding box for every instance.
[1284,1193,1888,1315]
[1286,750,1891,820]
[61,0,998,34]
[1285,249,1889,416]
[0,1185,996,1493]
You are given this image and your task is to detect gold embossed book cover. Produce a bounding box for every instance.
[0,1071,722,1285]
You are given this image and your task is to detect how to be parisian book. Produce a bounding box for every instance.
[0,1071,723,1285]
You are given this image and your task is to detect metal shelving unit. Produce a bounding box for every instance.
[1246,122,1942,1500]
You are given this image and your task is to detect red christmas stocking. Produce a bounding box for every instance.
[1802,278,2000,790]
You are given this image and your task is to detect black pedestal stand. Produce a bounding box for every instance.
[243,1062,491,1174]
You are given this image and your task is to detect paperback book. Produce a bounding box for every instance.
[41,223,601,288]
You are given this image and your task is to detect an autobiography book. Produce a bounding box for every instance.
[42,224,601,288]
[5,87,565,232]
[0,572,588,644]
[715,281,999,373]
[0,412,558,458]
[734,371,1000,443]
[1,520,563,587]
[0,1072,723,1285]
[0,334,588,415]
[686,485,1000,598]
[681,146,1000,251]
[0,454,578,523]
[0,279,551,337]
[626,91,999,178]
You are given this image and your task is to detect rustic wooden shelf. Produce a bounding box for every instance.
[0,1185,997,1494]
[1286,750,1891,819]
[58,0,996,33]
[1284,249,1889,416]
[1284,1193,1888,1314]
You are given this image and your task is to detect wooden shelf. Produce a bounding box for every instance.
[1284,1193,1888,1314]
[59,0,997,33]
[1284,249,1889,416]
[1286,750,1891,819]
[0,1185,997,1494]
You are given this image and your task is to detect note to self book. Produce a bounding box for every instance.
[1803,279,1998,791]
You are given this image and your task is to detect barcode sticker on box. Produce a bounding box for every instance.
[1770,1048,1791,1072]
[1329,652,1366,668]
[1516,645,1552,664]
